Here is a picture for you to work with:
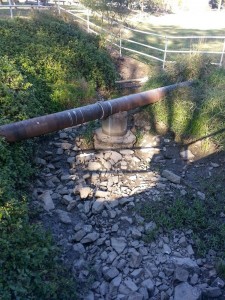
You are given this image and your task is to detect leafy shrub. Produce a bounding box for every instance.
[143,55,225,149]
[0,11,117,113]
[0,200,77,300]
[0,11,118,298]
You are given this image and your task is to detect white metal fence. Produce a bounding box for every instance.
[0,1,50,18]
[1,3,225,68]
[59,7,225,68]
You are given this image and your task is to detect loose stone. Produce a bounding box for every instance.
[40,190,55,211]
[111,237,127,254]
[174,266,189,282]
[162,169,181,184]
[102,267,120,281]
[55,209,72,224]
[174,282,201,300]
[80,232,99,244]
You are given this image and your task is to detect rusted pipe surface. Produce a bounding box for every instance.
[0,81,192,142]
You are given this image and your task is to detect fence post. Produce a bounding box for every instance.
[8,0,13,18]
[163,37,168,69]
[119,28,122,57]
[219,38,225,67]
[87,10,90,33]
[57,0,60,15]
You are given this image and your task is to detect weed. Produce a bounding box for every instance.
[143,55,225,150]
[135,127,144,146]
[137,184,225,258]
[82,121,97,148]
[144,227,159,243]
[216,260,225,279]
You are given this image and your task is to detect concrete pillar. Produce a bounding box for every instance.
[94,111,136,149]
[102,111,128,137]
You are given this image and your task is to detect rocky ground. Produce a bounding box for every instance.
[31,114,225,300]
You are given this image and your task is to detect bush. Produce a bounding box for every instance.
[143,55,225,149]
[0,200,77,300]
[0,11,118,298]
[0,11,117,113]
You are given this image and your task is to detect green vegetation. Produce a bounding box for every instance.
[0,11,116,116]
[136,54,225,265]
[0,11,118,299]
[137,173,225,257]
[143,55,225,149]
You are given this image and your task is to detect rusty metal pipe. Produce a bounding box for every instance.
[0,81,192,142]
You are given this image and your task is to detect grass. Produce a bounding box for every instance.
[142,55,225,151]
[136,161,225,261]
[137,187,225,258]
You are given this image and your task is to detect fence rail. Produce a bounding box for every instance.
[59,7,225,68]
[1,3,225,68]
[0,3,50,18]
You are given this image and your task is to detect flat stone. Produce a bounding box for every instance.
[99,281,109,296]
[131,228,142,239]
[40,190,55,211]
[163,244,171,255]
[108,275,122,298]
[190,273,199,285]
[171,257,199,271]
[124,277,138,292]
[116,259,127,271]
[141,279,155,295]
[85,291,94,300]
[179,236,187,247]
[162,170,181,184]
[62,194,73,205]
[103,267,120,281]
[111,237,127,254]
[211,162,220,168]
[35,157,47,165]
[92,199,105,214]
[110,151,123,164]
[138,287,149,299]
[61,174,71,181]
[80,232,99,244]
[95,190,109,198]
[79,187,92,199]
[174,267,189,282]
[180,150,195,160]
[120,197,134,206]
[187,244,195,256]
[212,277,225,288]
[88,161,102,171]
[119,284,131,295]
[55,209,71,224]
[174,282,201,300]
[67,200,77,211]
[128,292,144,300]
[202,287,222,298]
[73,229,86,242]
[129,250,142,268]
[120,149,134,155]
[112,224,119,232]
[76,153,94,164]
[83,225,93,233]
[61,142,73,150]
[84,201,92,214]
[73,243,85,255]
